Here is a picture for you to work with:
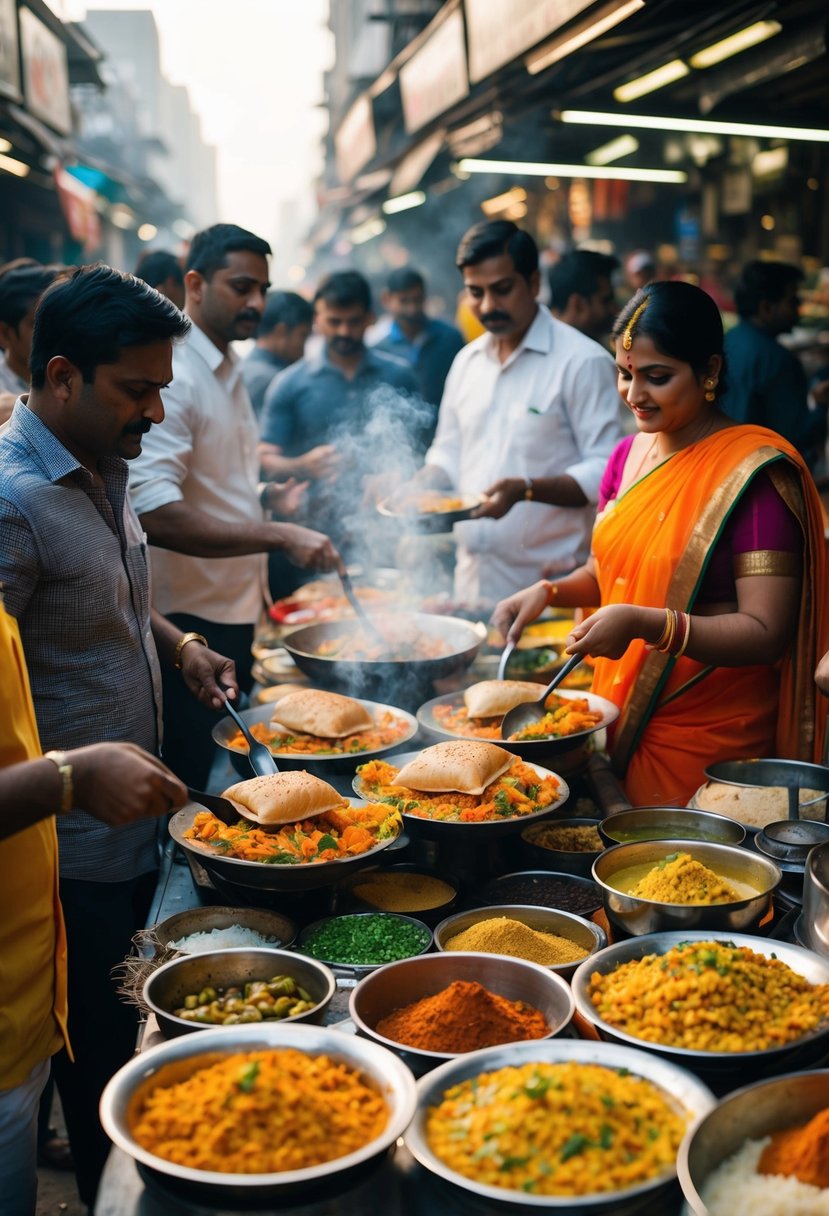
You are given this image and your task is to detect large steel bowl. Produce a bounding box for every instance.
[433,903,606,980]
[417,688,619,759]
[99,1022,417,1205]
[152,906,297,954]
[404,1038,714,1212]
[211,697,418,777]
[169,800,401,894]
[677,1069,829,1215]
[800,839,829,960]
[598,807,746,849]
[296,911,433,976]
[281,613,484,699]
[592,840,780,936]
[572,931,829,1077]
[143,947,336,1038]
[349,950,574,1077]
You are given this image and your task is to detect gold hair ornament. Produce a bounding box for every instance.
[622,299,649,350]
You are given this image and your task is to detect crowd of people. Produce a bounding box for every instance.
[1,216,829,1216]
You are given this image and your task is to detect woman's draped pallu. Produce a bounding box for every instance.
[590,427,829,806]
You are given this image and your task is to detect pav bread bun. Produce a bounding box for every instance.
[270,689,373,738]
[394,740,513,795]
[464,680,542,720]
[222,771,346,825]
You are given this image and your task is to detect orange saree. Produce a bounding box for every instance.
[590,426,829,806]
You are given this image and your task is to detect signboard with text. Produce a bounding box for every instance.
[335,94,376,184]
[400,8,468,135]
[19,5,71,135]
[465,0,595,82]
[0,0,20,101]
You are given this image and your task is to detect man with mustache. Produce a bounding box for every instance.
[129,225,343,788]
[407,220,621,603]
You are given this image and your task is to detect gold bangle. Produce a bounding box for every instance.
[524,477,535,501]
[174,631,208,669]
[652,607,671,650]
[44,750,73,814]
[547,581,559,605]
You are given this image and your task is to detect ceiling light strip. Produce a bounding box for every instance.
[560,109,829,143]
[457,158,686,183]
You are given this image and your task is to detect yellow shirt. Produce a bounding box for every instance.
[0,601,68,1089]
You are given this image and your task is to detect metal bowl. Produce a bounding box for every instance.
[152,906,296,955]
[800,839,829,959]
[143,947,336,1038]
[520,817,605,877]
[677,1069,829,1215]
[99,1022,417,1204]
[572,931,829,1076]
[211,697,418,777]
[433,904,606,980]
[481,870,603,919]
[169,800,402,894]
[703,758,829,825]
[376,492,485,533]
[592,840,780,936]
[599,807,746,849]
[417,688,619,759]
[352,751,569,840]
[337,863,460,928]
[349,951,574,1077]
[405,1038,714,1212]
[296,911,433,975]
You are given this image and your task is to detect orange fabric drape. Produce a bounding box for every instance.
[590,426,829,806]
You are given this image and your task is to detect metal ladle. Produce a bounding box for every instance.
[500,653,584,739]
[338,570,389,653]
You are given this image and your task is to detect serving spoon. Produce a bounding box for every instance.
[496,639,516,682]
[338,570,389,654]
[500,653,584,739]
[220,692,278,778]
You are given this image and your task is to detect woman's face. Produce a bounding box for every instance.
[614,333,716,440]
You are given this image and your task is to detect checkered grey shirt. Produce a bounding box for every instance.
[0,402,164,881]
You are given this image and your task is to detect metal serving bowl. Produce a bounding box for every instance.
[296,911,433,976]
[599,807,746,849]
[417,688,619,759]
[520,817,605,877]
[677,1069,829,1215]
[404,1038,714,1213]
[143,947,336,1039]
[99,1022,417,1205]
[337,863,460,928]
[592,840,780,936]
[482,870,603,919]
[211,697,418,777]
[152,906,297,955]
[702,757,829,825]
[572,931,829,1077]
[433,904,606,980]
[799,839,829,959]
[352,751,569,840]
[349,951,574,1077]
[169,799,402,894]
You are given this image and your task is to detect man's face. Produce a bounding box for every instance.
[315,299,371,358]
[582,275,618,342]
[188,250,269,345]
[67,340,172,461]
[462,254,539,338]
[158,275,185,311]
[0,300,37,375]
[281,322,311,365]
[386,286,426,329]
[766,281,800,336]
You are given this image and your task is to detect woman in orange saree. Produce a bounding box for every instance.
[492,282,829,806]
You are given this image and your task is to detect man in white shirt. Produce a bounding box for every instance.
[129,224,342,787]
[412,220,621,604]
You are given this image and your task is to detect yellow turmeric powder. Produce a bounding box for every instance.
[629,852,738,904]
[759,1106,829,1188]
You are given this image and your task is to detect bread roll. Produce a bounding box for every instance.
[464,680,541,719]
[222,771,346,825]
[394,740,513,795]
[270,689,373,738]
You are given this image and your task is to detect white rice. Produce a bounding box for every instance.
[700,1136,829,1216]
[167,926,279,954]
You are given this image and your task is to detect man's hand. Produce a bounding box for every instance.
[299,445,340,481]
[490,580,551,645]
[70,742,187,825]
[277,523,345,573]
[472,478,524,519]
[0,392,15,425]
[179,643,239,711]
[263,478,309,517]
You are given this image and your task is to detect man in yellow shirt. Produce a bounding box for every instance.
[0,601,186,1216]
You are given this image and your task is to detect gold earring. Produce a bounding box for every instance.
[704,377,717,402]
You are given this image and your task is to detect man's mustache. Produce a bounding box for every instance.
[481,311,511,325]
[123,418,153,436]
[235,310,261,325]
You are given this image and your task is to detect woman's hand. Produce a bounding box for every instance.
[565,605,650,659]
[490,581,550,645]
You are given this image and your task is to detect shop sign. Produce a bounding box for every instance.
[465,0,595,83]
[19,6,70,135]
[399,8,468,134]
[0,0,20,101]
[54,165,101,253]
[335,94,376,184]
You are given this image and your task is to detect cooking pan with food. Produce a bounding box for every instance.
[376,491,485,533]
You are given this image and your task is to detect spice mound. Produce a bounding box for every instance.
[130,1048,388,1173]
[526,823,602,852]
[184,803,400,865]
[628,852,739,904]
[375,980,549,1053]
[589,940,829,1052]
[301,913,430,967]
[426,1060,687,1196]
[702,1126,829,1216]
[760,1105,829,1189]
[173,975,318,1025]
[443,917,587,966]
[351,872,455,913]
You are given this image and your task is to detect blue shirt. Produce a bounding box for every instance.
[374,317,464,445]
[240,346,288,416]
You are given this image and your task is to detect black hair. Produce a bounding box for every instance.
[185,223,271,280]
[549,251,619,311]
[734,260,803,319]
[30,264,190,388]
[0,263,66,329]
[313,269,372,313]
[455,220,538,281]
[258,290,313,336]
[386,267,425,294]
[134,249,184,289]
[612,281,727,392]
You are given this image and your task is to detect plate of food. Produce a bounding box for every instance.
[352,740,569,838]
[376,491,486,532]
[212,690,417,775]
[268,578,397,628]
[417,683,618,758]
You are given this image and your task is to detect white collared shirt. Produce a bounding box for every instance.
[128,324,268,624]
[426,306,621,603]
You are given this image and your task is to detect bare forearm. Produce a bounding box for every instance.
[140,501,280,557]
[546,568,601,608]
[150,608,188,668]
[259,449,307,480]
[655,608,792,666]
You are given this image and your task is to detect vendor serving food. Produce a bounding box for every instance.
[227,689,411,757]
[432,681,602,742]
